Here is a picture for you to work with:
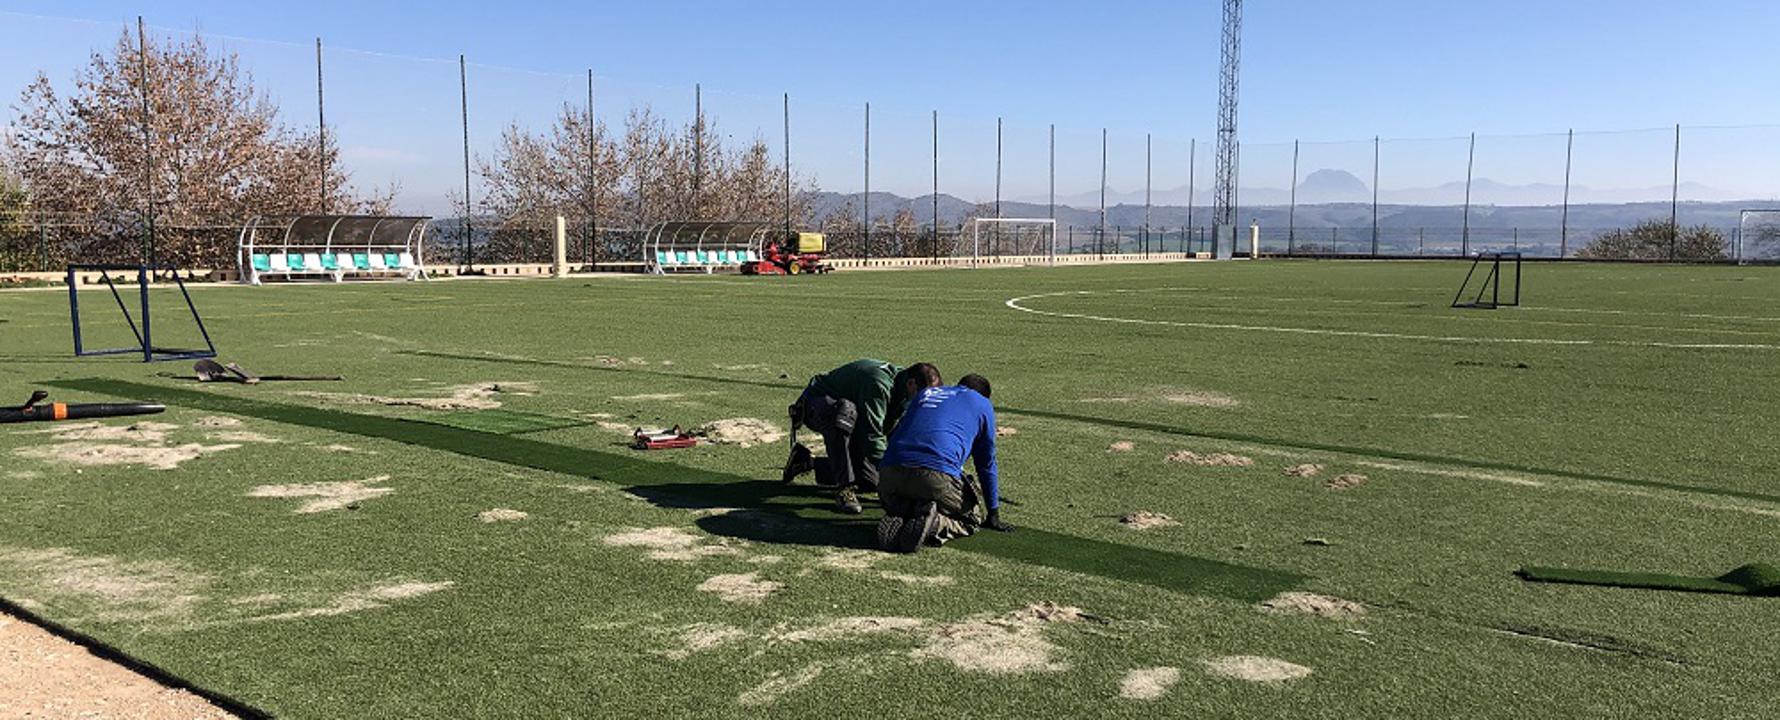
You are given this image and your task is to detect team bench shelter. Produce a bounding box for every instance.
[238,214,430,284]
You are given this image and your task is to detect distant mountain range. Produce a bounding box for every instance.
[1014,168,1766,210]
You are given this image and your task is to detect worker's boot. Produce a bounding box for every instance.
[834,485,863,515]
[891,502,938,554]
[781,443,814,484]
[875,515,905,552]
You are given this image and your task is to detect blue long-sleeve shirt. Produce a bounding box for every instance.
[881,385,1000,510]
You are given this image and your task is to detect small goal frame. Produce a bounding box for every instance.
[67,264,217,362]
[969,218,1057,267]
[1451,251,1522,310]
[1737,209,1780,265]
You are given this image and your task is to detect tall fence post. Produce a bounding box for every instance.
[1099,128,1107,259]
[1461,131,1475,257]
[1288,139,1299,255]
[136,17,157,268]
[587,70,598,268]
[315,37,328,214]
[1669,123,1681,260]
[1560,128,1573,258]
[459,54,473,270]
[693,83,703,216]
[1186,138,1196,241]
[1370,135,1380,257]
[1144,133,1153,258]
[931,109,939,260]
[863,101,871,261]
[782,92,792,238]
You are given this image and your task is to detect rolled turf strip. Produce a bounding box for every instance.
[1516,563,1780,596]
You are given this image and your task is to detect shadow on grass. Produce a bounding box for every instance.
[49,378,1304,603]
[406,348,1780,508]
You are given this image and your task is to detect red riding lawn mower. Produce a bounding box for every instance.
[743,232,831,275]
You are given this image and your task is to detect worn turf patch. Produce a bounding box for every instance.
[1516,563,1780,596]
[419,409,590,435]
[49,378,1307,603]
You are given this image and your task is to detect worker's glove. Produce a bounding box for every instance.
[983,508,1014,533]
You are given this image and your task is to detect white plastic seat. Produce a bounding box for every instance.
[397,252,416,269]
[368,253,388,270]
[269,253,290,271]
[303,253,324,271]
[335,252,355,270]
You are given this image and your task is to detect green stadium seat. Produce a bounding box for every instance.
[384,253,401,268]
[320,254,339,270]
[251,254,272,272]
[353,253,372,270]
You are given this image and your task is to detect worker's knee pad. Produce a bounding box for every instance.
[828,398,857,434]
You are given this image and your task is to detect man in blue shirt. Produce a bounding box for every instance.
[875,374,1013,553]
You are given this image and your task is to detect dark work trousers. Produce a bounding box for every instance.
[796,390,876,491]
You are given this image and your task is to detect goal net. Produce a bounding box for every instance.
[968,218,1056,264]
[1739,210,1780,265]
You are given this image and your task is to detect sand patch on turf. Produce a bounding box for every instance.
[697,572,782,604]
[914,603,1087,674]
[1326,474,1368,490]
[779,616,928,643]
[996,426,1019,437]
[15,442,241,471]
[737,662,825,707]
[1202,655,1312,683]
[1283,463,1324,477]
[696,418,785,447]
[477,508,528,523]
[1079,396,1134,404]
[18,421,180,444]
[1108,441,1136,452]
[296,381,538,411]
[1119,511,1180,530]
[612,391,716,402]
[819,550,884,572]
[666,623,750,659]
[603,527,742,561]
[315,443,375,454]
[714,363,769,372]
[876,571,955,587]
[205,430,281,444]
[246,476,393,513]
[1258,592,1367,621]
[5,470,42,480]
[1119,666,1181,700]
[236,580,454,623]
[0,612,238,719]
[0,546,210,622]
[1166,450,1254,467]
[1355,460,1545,488]
[193,416,241,427]
[1159,389,1240,408]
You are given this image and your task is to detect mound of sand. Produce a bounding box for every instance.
[1258,592,1367,621]
[246,477,393,513]
[0,546,211,623]
[18,421,180,444]
[1166,451,1254,467]
[1160,390,1240,408]
[697,572,783,604]
[1326,474,1368,490]
[996,426,1019,437]
[695,418,785,447]
[15,442,241,471]
[296,382,537,411]
[1107,441,1136,452]
[602,527,741,561]
[780,616,927,643]
[205,431,281,444]
[1283,464,1324,478]
[1119,511,1180,530]
[476,508,529,523]
[1119,667,1181,700]
[1202,655,1312,683]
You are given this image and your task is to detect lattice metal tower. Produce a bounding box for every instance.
[1213,0,1242,256]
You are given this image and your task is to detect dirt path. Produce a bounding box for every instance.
[0,612,237,719]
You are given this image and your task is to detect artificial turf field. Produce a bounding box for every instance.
[1,259,1777,718]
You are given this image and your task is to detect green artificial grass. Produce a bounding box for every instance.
[419,408,594,434]
[2,261,1778,717]
[1518,563,1780,596]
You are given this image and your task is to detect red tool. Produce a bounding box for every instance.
[632,426,699,450]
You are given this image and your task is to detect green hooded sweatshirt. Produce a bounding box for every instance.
[807,358,906,464]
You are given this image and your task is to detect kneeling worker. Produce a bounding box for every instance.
[784,359,942,514]
[876,374,1012,553]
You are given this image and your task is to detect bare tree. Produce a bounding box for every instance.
[4,29,388,265]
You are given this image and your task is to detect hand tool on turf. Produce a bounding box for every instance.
[0,391,165,424]
[189,359,343,384]
[633,426,698,450]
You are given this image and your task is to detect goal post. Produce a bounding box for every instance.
[968,218,1057,267]
[1738,210,1780,265]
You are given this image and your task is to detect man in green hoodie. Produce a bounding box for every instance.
[783,359,941,514]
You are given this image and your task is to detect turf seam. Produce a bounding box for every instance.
[0,596,274,719]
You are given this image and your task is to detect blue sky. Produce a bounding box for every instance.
[3,0,1777,211]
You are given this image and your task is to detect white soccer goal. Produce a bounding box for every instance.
[968,218,1057,267]
[1738,210,1780,265]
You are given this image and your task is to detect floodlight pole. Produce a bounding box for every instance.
[1145,133,1152,257]
[693,84,703,217]
[995,117,1002,257]
[1048,123,1055,223]
[1371,135,1379,257]
[863,102,871,261]
[316,37,328,214]
[932,110,939,260]
[1186,138,1196,252]
[136,17,157,268]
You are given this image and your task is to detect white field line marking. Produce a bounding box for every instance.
[1003,290,1780,350]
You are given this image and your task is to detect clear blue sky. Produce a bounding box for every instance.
[3,0,1777,211]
